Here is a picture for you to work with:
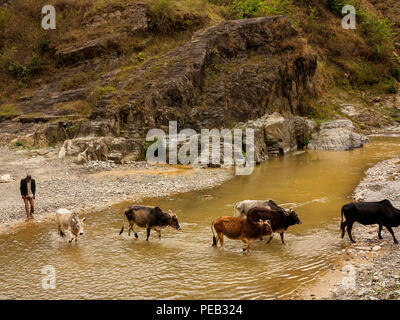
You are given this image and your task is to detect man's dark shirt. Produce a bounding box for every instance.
[20,178,36,197]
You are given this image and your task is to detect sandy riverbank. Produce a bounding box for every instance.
[0,147,234,232]
[298,157,400,300]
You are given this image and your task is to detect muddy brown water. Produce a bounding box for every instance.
[1,136,400,299]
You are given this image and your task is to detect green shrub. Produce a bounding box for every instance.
[223,0,266,20]
[264,0,293,15]
[326,0,346,16]
[137,52,145,62]
[392,66,400,82]
[359,11,394,61]
[37,36,50,54]
[208,0,234,4]
[152,0,176,34]
[0,48,44,83]
[387,80,398,94]
[15,141,23,147]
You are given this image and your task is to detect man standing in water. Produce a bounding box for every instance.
[20,174,36,221]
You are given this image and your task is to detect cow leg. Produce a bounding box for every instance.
[57,226,65,237]
[146,228,151,241]
[341,221,347,238]
[241,238,250,252]
[346,223,356,243]
[217,233,224,249]
[266,234,274,244]
[155,228,161,240]
[280,232,285,244]
[385,226,398,244]
[132,223,139,238]
[378,224,383,240]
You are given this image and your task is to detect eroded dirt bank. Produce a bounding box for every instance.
[300,157,400,300]
[0,147,233,231]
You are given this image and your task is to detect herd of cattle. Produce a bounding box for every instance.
[55,198,400,252]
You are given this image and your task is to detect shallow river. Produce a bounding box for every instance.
[1,136,400,299]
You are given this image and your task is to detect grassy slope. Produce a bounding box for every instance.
[0,0,399,125]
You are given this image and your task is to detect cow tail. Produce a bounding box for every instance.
[211,221,217,246]
[119,211,126,235]
[341,207,344,225]
[340,206,346,230]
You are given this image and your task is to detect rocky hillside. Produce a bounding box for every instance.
[0,0,399,162]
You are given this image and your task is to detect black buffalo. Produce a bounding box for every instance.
[341,200,400,244]
[246,207,301,244]
[119,205,181,241]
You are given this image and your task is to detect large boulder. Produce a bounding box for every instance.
[242,112,314,162]
[307,119,369,151]
[263,112,297,156]
[293,116,316,149]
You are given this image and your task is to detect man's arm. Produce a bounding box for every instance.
[20,179,25,197]
[32,179,36,198]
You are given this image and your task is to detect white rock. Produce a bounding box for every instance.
[308,119,369,151]
[0,174,12,183]
[372,245,381,251]
[58,146,66,159]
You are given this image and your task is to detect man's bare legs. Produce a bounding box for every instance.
[23,196,35,221]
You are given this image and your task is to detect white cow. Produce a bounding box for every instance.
[234,200,287,217]
[55,208,85,243]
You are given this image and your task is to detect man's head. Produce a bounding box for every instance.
[26,174,31,181]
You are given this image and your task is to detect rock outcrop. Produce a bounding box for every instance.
[93,15,318,138]
[307,119,369,151]
[58,136,142,164]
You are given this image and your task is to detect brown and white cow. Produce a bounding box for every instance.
[119,205,180,241]
[211,216,273,252]
[55,208,85,243]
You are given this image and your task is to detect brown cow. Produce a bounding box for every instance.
[211,216,273,252]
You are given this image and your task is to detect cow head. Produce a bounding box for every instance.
[71,212,85,236]
[168,210,181,230]
[288,209,301,226]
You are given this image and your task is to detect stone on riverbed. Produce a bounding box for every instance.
[307,120,369,151]
[0,174,12,183]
